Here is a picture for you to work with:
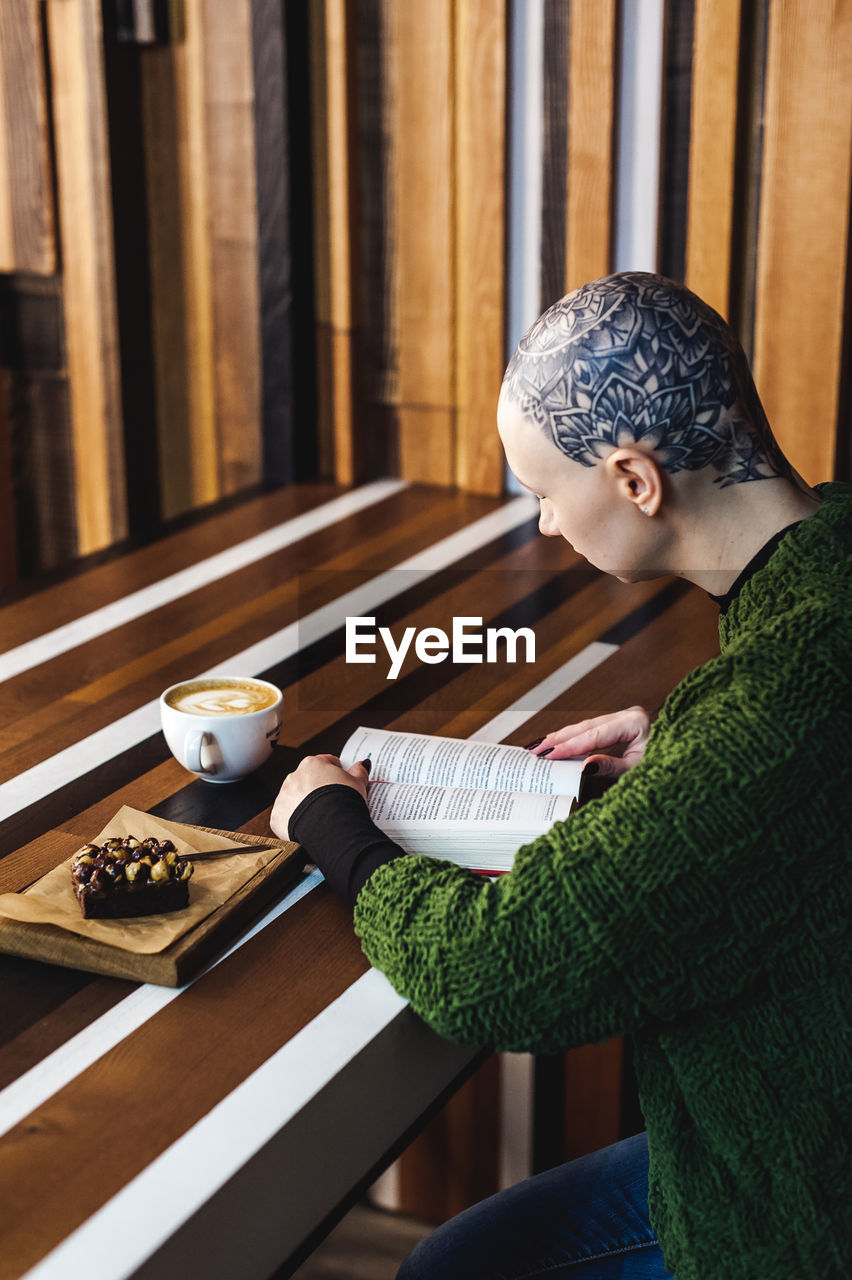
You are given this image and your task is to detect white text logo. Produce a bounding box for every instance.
[345,616,536,680]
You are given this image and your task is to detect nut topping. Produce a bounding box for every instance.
[72,836,193,894]
[71,834,193,918]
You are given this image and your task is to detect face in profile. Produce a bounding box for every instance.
[497,392,665,583]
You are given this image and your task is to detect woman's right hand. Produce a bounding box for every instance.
[528,706,651,778]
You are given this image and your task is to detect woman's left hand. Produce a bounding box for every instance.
[270,754,369,841]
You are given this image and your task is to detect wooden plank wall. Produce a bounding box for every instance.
[2,0,849,583]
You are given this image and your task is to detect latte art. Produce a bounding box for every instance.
[165,679,278,717]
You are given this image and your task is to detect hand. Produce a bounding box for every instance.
[270,754,369,841]
[529,706,651,778]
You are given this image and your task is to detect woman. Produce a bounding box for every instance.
[271,273,852,1279]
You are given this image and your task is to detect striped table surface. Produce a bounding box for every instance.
[0,479,721,1280]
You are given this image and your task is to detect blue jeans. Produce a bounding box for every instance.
[396,1132,672,1279]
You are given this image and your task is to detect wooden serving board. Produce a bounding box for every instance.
[0,825,307,987]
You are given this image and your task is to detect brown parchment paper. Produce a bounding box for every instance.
[0,805,280,954]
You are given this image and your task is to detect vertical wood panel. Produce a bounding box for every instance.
[563,1040,623,1161]
[0,1,56,275]
[657,0,694,284]
[142,0,262,518]
[179,0,219,508]
[311,0,366,484]
[565,0,617,292]
[100,4,163,536]
[202,0,262,496]
[47,0,127,553]
[353,0,399,479]
[397,1055,501,1225]
[0,369,15,588]
[251,0,296,487]
[140,39,206,518]
[19,371,78,571]
[726,0,769,363]
[309,0,336,480]
[0,275,77,575]
[540,0,570,311]
[454,0,506,495]
[0,32,12,272]
[394,1,455,484]
[685,0,741,317]
[313,0,362,486]
[752,0,852,483]
[327,0,359,486]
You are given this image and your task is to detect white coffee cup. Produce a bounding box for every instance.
[160,676,283,783]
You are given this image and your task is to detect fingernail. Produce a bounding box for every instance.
[524,738,544,751]
[537,746,554,757]
[360,757,372,774]
[584,761,599,776]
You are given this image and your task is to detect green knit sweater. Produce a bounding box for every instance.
[353,481,852,1280]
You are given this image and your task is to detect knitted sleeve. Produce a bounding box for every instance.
[353,641,849,1053]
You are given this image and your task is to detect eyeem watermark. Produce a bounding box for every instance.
[346,616,536,680]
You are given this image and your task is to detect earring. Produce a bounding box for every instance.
[640,504,651,515]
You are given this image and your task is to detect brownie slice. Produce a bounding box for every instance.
[71,836,193,919]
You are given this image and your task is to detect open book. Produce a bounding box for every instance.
[339,726,584,873]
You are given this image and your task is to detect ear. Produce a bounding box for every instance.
[603,448,663,516]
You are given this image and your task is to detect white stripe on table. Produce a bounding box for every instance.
[0,869,324,1141]
[0,496,538,821]
[20,967,410,1280]
[0,479,407,684]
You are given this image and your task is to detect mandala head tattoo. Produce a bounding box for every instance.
[502,272,793,487]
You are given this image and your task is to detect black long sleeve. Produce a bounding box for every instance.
[288,784,404,909]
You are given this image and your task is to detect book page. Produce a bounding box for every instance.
[367,781,575,830]
[340,726,583,798]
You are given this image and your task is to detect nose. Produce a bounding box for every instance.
[538,499,558,537]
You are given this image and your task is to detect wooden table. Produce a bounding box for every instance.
[0,479,721,1279]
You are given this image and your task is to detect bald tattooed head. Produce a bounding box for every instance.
[501,272,792,487]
